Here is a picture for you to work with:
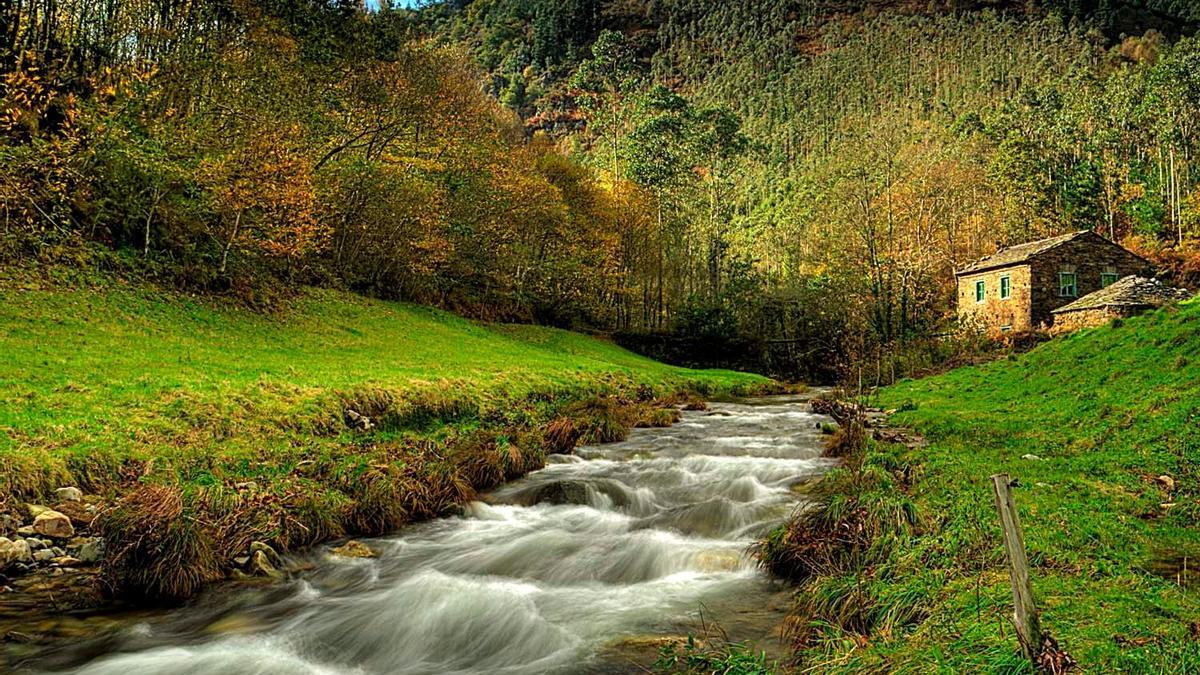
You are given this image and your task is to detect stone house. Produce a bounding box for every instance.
[955,230,1151,333]
[1050,276,1191,334]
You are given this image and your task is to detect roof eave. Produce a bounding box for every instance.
[954,262,1026,277]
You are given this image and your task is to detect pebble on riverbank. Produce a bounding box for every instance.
[0,488,106,591]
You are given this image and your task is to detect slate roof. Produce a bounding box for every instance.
[1052,276,1192,314]
[955,230,1094,276]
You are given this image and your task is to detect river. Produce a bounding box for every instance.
[26,395,835,674]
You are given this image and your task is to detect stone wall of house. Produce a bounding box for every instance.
[1050,306,1143,334]
[956,265,1032,332]
[1029,238,1150,327]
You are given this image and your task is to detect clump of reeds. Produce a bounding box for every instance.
[98,485,221,600]
[783,571,933,647]
[824,420,867,458]
[564,396,636,444]
[544,417,582,453]
[278,489,349,550]
[757,425,924,649]
[636,406,681,428]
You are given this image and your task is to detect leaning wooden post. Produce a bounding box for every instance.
[991,473,1042,664]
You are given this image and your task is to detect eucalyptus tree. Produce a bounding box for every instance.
[570,29,640,180]
[623,84,694,328]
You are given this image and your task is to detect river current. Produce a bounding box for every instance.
[31,395,835,674]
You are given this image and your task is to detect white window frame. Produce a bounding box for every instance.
[1000,275,1012,300]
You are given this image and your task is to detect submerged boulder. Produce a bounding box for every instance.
[520,480,593,507]
[331,540,378,559]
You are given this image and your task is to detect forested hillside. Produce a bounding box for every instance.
[419,0,1200,378]
[1,2,662,328]
[5,1,1200,381]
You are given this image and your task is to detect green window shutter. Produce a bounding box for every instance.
[1059,273,1077,297]
[1101,273,1118,288]
[975,280,985,302]
[1000,276,1011,299]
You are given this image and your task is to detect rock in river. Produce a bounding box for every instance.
[72,537,106,563]
[250,551,283,580]
[331,540,378,559]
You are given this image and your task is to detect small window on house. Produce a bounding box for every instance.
[1000,275,1012,300]
[1101,272,1119,288]
[1059,272,1078,297]
[975,280,985,303]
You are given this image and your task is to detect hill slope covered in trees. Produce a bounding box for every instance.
[420,0,1200,378]
[6,0,1200,381]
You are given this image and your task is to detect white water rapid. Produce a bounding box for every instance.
[31,395,835,674]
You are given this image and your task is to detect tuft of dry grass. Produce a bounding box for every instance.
[98,486,221,600]
[565,396,636,444]
[544,417,582,453]
[823,420,867,458]
[636,406,681,428]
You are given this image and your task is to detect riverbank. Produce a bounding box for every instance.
[14,397,830,674]
[0,278,769,609]
[763,300,1200,671]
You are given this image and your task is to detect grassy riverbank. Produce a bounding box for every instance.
[766,300,1200,672]
[0,278,767,598]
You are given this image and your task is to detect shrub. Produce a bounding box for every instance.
[98,486,221,600]
[544,417,582,453]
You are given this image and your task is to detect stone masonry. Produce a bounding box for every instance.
[956,231,1151,333]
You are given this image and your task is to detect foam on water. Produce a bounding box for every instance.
[34,396,834,675]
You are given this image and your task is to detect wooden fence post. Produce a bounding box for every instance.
[991,473,1042,663]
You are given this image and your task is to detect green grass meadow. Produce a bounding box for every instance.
[0,280,764,597]
[783,300,1200,672]
[0,284,760,492]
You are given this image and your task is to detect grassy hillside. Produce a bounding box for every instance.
[766,300,1200,672]
[0,279,764,597]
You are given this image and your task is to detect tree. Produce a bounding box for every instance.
[200,124,324,275]
[689,104,747,298]
[571,29,639,179]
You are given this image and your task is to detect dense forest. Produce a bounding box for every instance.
[1,1,638,327]
[4,0,1200,380]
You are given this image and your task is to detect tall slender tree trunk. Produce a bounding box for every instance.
[220,210,242,274]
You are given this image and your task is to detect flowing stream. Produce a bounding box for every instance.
[28,395,835,674]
